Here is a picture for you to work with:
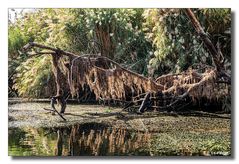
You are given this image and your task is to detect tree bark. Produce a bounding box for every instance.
[184,9,231,83]
[138,92,151,113]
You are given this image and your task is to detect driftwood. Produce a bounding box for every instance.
[21,9,230,116]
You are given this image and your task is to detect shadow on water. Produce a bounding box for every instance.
[9,123,152,156]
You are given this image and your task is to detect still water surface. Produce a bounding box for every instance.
[9,123,152,156]
[8,101,231,156]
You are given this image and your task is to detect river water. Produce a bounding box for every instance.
[8,101,231,156]
[9,123,152,156]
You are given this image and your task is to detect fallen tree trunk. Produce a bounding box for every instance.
[22,42,230,115]
[21,9,230,115]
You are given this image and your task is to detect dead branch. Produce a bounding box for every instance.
[138,92,151,113]
[50,98,67,121]
[185,9,222,70]
[158,92,189,110]
[23,42,78,58]
[22,34,230,115]
[184,9,231,83]
[43,108,54,112]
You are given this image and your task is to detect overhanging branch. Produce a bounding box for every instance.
[184,9,223,71]
[184,8,231,83]
[23,42,78,58]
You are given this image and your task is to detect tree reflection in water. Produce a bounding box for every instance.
[9,123,152,156]
[9,121,231,156]
[56,129,63,156]
[55,124,152,156]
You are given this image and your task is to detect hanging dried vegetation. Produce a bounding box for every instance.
[21,9,231,117]
[23,42,230,116]
[70,55,164,101]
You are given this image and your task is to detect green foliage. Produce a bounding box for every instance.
[8,8,231,98]
[143,9,231,76]
[9,9,152,98]
[8,26,28,59]
[13,56,55,98]
[9,9,70,98]
[65,9,152,74]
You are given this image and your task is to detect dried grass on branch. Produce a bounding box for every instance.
[23,42,230,114]
[70,56,164,101]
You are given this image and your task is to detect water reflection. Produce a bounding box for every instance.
[9,123,152,156]
[66,124,151,156]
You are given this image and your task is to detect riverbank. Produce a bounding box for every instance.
[8,100,231,130]
[8,100,231,156]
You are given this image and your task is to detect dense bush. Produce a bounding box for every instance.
[143,9,231,77]
[8,8,231,98]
